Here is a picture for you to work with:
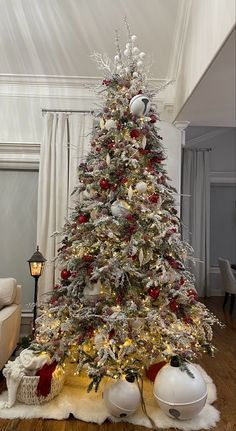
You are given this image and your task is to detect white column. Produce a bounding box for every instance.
[173,121,190,147]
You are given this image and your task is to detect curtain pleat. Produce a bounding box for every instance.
[37,112,92,298]
[182,149,210,297]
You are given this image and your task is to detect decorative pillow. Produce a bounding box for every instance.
[0,278,17,309]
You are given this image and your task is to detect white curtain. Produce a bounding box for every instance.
[181,149,211,297]
[37,112,93,298]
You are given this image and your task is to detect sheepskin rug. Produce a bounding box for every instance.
[0,365,219,430]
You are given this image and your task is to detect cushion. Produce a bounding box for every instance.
[0,278,17,309]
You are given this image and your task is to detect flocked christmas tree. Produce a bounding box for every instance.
[31,27,219,392]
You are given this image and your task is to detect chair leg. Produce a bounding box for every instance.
[230,294,235,315]
[223,292,229,309]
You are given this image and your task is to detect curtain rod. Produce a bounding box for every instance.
[42,109,92,115]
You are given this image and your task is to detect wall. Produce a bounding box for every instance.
[186,126,236,295]
[174,0,236,119]
[0,170,38,308]
[0,76,182,310]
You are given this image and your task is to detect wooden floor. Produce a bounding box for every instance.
[0,297,235,431]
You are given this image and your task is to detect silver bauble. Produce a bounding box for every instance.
[111,200,130,217]
[105,119,116,131]
[135,181,147,193]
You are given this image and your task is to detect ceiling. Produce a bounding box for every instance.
[0,0,181,78]
[175,28,236,127]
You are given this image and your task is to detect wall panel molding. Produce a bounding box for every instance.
[0,142,40,169]
[210,171,236,184]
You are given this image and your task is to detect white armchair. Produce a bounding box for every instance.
[218,258,236,315]
[0,278,22,369]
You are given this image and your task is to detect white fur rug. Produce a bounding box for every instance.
[0,365,219,430]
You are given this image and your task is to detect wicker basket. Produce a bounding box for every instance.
[17,366,65,405]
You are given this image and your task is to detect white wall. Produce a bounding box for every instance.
[186,126,236,295]
[174,0,236,119]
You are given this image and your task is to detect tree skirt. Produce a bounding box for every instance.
[0,365,219,430]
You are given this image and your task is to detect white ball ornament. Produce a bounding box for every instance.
[111,200,130,217]
[139,52,146,59]
[132,47,139,54]
[83,280,102,301]
[137,60,143,69]
[116,65,122,72]
[124,49,129,57]
[135,181,147,193]
[103,376,141,418]
[105,119,116,131]
[154,357,208,420]
[114,55,119,63]
[131,35,137,41]
[129,94,151,116]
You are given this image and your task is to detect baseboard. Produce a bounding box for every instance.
[20,310,33,337]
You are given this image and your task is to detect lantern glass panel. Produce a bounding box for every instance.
[30,262,43,277]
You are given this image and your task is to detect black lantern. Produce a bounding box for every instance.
[28,246,46,336]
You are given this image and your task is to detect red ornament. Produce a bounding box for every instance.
[126,214,135,222]
[83,255,94,262]
[121,177,128,184]
[146,361,166,382]
[170,299,179,312]
[96,147,101,152]
[130,129,140,139]
[183,316,192,324]
[179,277,185,285]
[100,178,110,190]
[139,149,150,155]
[149,193,160,203]
[108,329,115,339]
[50,295,58,305]
[77,214,88,224]
[150,114,157,123]
[103,79,111,86]
[148,286,160,300]
[87,265,93,274]
[108,143,115,150]
[152,157,162,164]
[187,289,199,301]
[61,269,71,280]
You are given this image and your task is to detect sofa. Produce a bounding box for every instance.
[0,278,22,370]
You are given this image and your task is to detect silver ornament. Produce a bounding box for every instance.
[111,200,130,217]
[135,181,147,193]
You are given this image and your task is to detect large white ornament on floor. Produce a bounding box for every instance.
[103,376,141,418]
[153,357,207,420]
[111,200,130,217]
[129,94,150,116]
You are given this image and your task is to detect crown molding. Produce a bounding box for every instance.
[167,0,192,80]
[0,73,167,88]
